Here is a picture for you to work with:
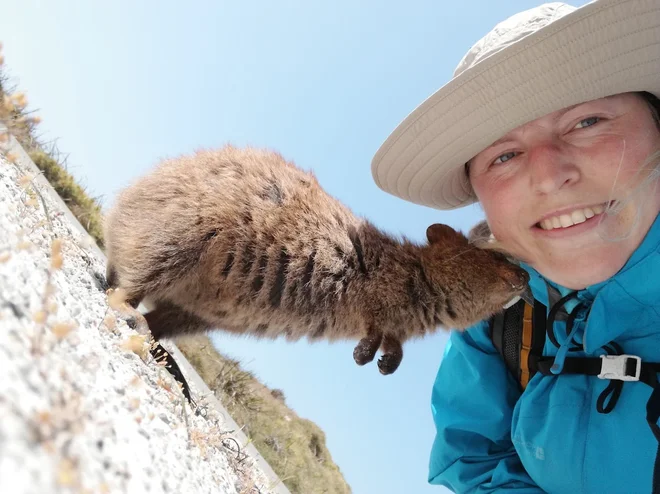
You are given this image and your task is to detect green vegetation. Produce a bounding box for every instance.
[178,335,352,494]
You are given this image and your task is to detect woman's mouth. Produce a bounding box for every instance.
[538,204,604,230]
[533,201,616,236]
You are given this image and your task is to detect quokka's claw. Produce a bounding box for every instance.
[123,308,150,336]
[377,353,402,375]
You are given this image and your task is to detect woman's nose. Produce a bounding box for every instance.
[527,140,580,195]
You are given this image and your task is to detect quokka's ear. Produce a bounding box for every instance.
[426,223,468,246]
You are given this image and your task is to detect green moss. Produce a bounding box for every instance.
[28,150,105,248]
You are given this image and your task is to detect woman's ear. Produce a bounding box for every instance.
[468,220,493,245]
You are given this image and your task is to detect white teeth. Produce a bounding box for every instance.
[538,204,605,230]
[559,214,573,228]
[570,209,587,225]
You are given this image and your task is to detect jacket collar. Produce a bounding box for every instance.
[520,212,660,353]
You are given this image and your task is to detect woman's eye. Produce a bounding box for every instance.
[574,116,600,129]
[492,152,517,165]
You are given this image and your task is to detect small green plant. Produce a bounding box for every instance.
[270,388,286,403]
[213,357,263,413]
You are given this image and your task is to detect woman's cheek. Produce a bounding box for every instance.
[487,210,534,261]
[475,175,529,250]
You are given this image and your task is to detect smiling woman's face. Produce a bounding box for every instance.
[469,92,660,290]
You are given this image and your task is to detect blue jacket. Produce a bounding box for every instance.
[429,213,660,493]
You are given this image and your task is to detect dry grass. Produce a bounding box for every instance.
[177,335,352,494]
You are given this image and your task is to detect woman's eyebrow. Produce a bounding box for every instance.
[560,97,617,119]
[488,102,596,148]
[488,135,514,148]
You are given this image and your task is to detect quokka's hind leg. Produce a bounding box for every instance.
[144,301,212,341]
[104,263,146,332]
[353,326,383,366]
[377,334,403,375]
[106,263,118,290]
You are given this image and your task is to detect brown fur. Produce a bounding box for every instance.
[104,145,529,374]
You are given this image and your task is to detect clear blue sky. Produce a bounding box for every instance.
[1,1,590,493]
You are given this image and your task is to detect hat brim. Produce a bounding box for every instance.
[371,0,660,210]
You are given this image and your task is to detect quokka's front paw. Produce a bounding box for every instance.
[353,338,378,366]
[377,353,402,375]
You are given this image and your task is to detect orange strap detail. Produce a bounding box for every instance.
[519,302,534,390]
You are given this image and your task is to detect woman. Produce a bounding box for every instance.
[371,1,660,492]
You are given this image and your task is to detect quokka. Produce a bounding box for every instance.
[104,145,528,375]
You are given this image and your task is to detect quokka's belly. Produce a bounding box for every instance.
[179,275,363,343]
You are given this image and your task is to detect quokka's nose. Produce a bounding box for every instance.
[500,266,529,290]
[511,269,530,290]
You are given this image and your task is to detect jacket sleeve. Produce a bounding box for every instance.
[428,321,544,493]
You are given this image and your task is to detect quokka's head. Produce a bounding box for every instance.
[423,223,529,330]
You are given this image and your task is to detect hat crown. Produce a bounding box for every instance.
[454,2,577,77]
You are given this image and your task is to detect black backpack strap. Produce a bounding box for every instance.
[490,311,507,368]
[645,371,660,494]
[525,299,548,386]
[491,298,525,388]
[490,297,547,391]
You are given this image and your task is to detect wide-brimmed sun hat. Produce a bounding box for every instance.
[371,0,660,210]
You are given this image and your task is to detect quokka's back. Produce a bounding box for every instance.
[105,145,528,374]
[105,145,369,319]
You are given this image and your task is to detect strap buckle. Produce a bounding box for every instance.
[598,354,641,381]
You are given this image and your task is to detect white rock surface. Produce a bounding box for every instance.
[0,150,278,494]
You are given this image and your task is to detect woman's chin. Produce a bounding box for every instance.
[533,254,628,290]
